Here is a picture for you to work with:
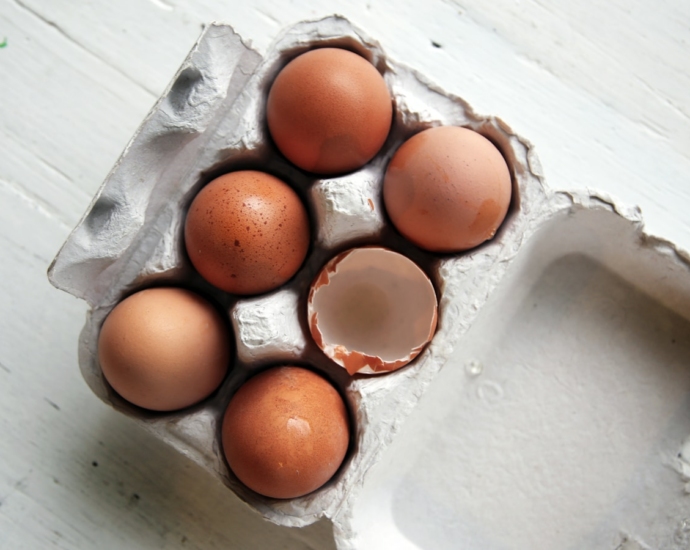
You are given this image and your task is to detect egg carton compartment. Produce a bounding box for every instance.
[338,201,690,549]
[50,15,554,529]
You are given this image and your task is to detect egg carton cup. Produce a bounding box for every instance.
[48,15,690,548]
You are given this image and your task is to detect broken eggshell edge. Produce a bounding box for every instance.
[307,246,439,376]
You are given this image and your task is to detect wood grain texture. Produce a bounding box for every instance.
[0,0,688,547]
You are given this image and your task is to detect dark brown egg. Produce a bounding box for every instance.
[222,366,350,499]
[267,48,392,175]
[383,126,512,252]
[184,171,310,295]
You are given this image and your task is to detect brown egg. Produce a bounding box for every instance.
[383,126,512,252]
[222,366,350,499]
[98,287,231,412]
[185,171,310,295]
[267,47,392,175]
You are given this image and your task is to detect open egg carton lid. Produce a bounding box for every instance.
[48,15,690,550]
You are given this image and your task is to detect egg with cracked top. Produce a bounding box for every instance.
[308,247,438,375]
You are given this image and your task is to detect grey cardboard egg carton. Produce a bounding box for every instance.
[48,15,690,545]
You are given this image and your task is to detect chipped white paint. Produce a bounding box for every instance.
[1,1,690,550]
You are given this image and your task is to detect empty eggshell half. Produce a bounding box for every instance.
[308,247,438,375]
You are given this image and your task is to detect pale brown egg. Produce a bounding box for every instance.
[308,247,438,375]
[383,126,512,252]
[266,47,392,175]
[222,366,350,499]
[185,170,310,295]
[98,287,231,412]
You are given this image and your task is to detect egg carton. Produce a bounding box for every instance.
[48,15,690,549]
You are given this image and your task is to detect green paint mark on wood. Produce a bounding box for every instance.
[0,38,7,48]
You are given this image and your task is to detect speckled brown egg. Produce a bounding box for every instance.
[222,366,350,499]
[185,171,310,295]
[383,126,512,252]
[98,287,231,412]
[266,47,392,175]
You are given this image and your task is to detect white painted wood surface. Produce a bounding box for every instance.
[1,0,688,548]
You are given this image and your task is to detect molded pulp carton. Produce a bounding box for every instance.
[49,16,690,550]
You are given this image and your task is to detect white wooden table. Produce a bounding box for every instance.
[1,1,688,548]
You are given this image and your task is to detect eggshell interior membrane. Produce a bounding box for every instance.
[97,287,231,412]
[267,48,392,175]
[308,247,438,375]
[383,126,512,252]
[222,366,350,499]
[184,170,310,295]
